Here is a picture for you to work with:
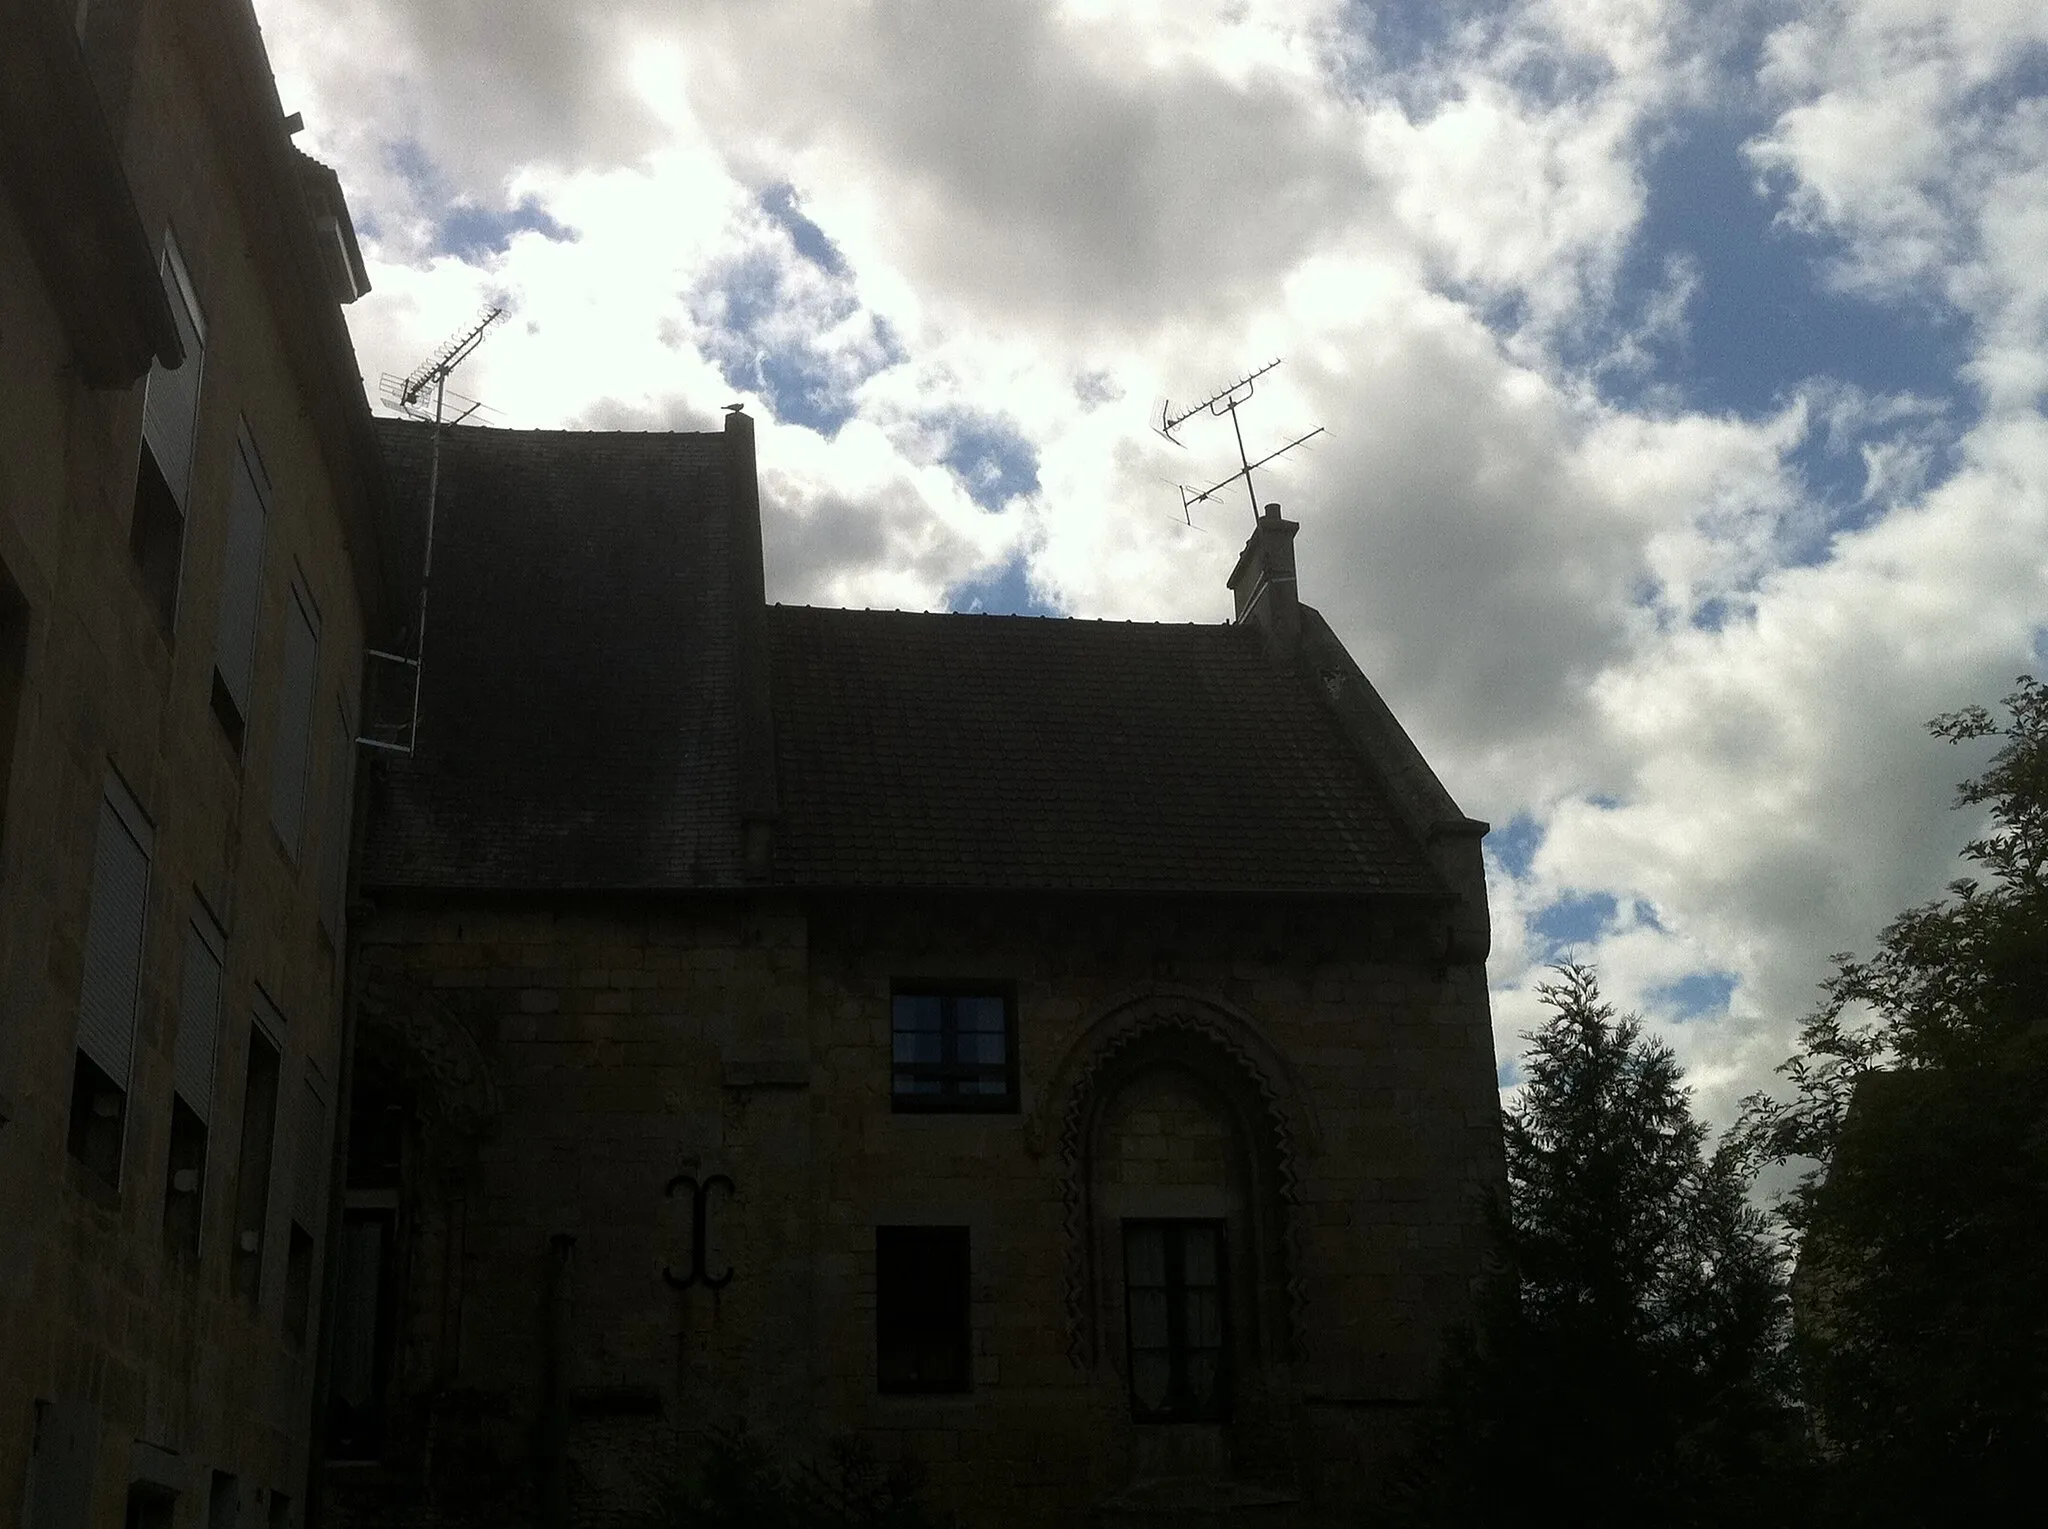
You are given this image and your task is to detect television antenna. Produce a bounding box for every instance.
[1156,358,1323,528]
[360,305,505,756]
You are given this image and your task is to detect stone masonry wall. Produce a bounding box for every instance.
[0,8,370,1523]
[339,890,1502,1528]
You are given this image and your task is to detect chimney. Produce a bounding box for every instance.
[1227,503,1301,650]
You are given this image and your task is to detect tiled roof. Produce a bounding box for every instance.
[359,422,1445,899]
[766,606,1444,896]
[361,420,746,889]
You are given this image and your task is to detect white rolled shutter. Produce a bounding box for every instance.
[270,585,319,855]
[214,432,269,713]
[175,915,225,1124]
[141,240,206,507]
[76,781,153,1086]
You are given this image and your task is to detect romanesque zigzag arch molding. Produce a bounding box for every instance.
[1034,987,1315,1368]
[357,969,500,1140]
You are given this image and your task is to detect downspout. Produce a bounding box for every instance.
[301,737,374,1528]
[537,1233,577,1529]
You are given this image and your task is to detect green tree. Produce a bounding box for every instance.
[1736,676,2048,1523]
[1397,964,1796,1528]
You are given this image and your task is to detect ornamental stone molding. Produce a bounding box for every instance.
[1031,987,1316,1368]
[356,968,501,1142]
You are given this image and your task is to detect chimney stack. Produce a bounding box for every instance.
[1227,503,1301,650]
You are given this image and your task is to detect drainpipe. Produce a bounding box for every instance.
[537,1233,577,1528]
[301,714,376,1529]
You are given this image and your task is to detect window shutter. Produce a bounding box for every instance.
[140,241,206,508]
[269,585,319,856]
[175,914,225,1124]
[321,706,357,937]
[214,432,269,713]
[296,1073,328,1228]
[253,988,285,1049]
[76,781,152,1086]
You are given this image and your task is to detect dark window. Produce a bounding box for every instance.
[129,449,183,638]
[165,914,224,1258]
[265,1490,290,1529]
[328,1075,405,1460]
[67,1050,127,1185]
[162,1096,207,1258]
[232,1023,282,1308]
[327,1207,397,1458]
[875,1225,971,1394]
[1123,1220,1229,1422]
[124,1481,175,1529]
[890,986,1015,1111]
[208,1472,240,1529]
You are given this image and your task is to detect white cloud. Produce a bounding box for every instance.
[256,0,2048,1137]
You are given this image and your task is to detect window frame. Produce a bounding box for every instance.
[888,982,1018,1114]
[1122,1218,1231,1424]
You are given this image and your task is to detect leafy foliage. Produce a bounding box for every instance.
[1736,676,2048,1523]
[1396,965,1796,1527]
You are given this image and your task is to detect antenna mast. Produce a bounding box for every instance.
[1156,358,1324,527]
[361,306,504,755]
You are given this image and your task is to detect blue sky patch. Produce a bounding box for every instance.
[1486,813,1541,879]
[1603,109,1970,420]
[759,183,850,278]
[435,197,576,262]
[693,250,904,438]
[1531,890,1618,952]
[386,138,575,262]
[1653,969,1738,1018]
[934,411,1041,509]
[946,555,1062,617]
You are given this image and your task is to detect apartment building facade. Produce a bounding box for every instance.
[0,1,390,1523]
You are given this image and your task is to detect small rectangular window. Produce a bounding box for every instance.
[875,1225,971,1394]
[1123,1220,1229,1423]
[165,912,223,1255]
[231,1011,283,1308]
[123,1481,176,1529]
[269,585,318,857]
[890,985,1016,1111]
[212,429,269,748]
[207,1472,240,1529]
[70,778,153,1185]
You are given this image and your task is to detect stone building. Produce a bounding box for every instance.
[1,2,390,1524]
[329,412,1502,1526]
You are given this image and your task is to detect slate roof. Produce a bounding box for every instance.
[767,606,1443,896]
[362,421,746,889]
[360,421,1445,899]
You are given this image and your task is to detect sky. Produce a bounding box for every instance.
[256,0,2048,1140]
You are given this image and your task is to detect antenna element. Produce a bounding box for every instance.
[1156,358,1324,527]
[361,306,505,756]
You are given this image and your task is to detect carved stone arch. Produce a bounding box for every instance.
[356,970,500,1150]
[1032,988,1316,1369]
